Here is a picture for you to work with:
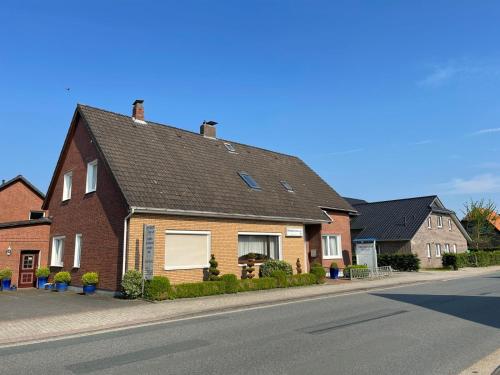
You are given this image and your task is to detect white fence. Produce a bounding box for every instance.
[348,266,393,280]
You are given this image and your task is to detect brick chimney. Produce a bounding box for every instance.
[132,99,144,121]
[200,120,217,138]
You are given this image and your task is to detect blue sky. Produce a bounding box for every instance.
[1,1,499,217]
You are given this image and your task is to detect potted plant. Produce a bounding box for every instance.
[35,267,50,289]
[0,268,13,291]
[82,272,98,295]
[53,271,71,292]
[329,262,339,279]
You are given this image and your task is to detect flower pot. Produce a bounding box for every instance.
[330,268,339,279]
[1,279,11,291]
[55,282,68,292]
[37,277,48,289]
[83,284,96,295]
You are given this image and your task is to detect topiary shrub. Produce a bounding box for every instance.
[208,254,221,281]
[377,254,420,271]
[238,277,277,292]
[0,268,13,280]
[442,253,458,270]
[35,267,50,278]
[246,257,256,279]
[54,271,71,284]
[309,264,326,284]
[344,265,368,278]
[172,281,226,298]
[296,258,302,274]
[270,270,288,288]
[220,274,238,294]
[82,272,99,286]
[144,276,172,301]
[260,259,293,277]
[122,270,143,299]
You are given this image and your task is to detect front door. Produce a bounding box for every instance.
[18,251,38,288]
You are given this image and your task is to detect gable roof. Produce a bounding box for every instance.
[45,104,356,223]
[0,175,45,199]
[350,195,471,242]
[343,197,368,206]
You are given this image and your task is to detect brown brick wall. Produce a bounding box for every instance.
[127,214,306,284]
[0,181,44,223]
[46,117,128,291]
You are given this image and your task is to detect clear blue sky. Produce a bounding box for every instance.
[1,1,499,217]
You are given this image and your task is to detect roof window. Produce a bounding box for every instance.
[224,142,236,153]
[280,180,294,192]
[238,172,261,190]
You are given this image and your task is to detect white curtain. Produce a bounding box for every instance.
[238,235,279,259]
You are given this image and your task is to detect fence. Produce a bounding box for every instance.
[349,266,393,280]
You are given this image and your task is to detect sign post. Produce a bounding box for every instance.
[142,224,156,296]
[354,239,377,270]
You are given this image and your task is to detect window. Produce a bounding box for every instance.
[280,180,294,192]
[63,172,72,200]
[427,217,432,229]
[238,171,261,190]
[453,244,457,253]
[86,160,98,193]
[435,243,442,258]
[238,233,281,263]
[437,216,443,228]
[74,234,82,268]
[224,142,236,152]
[448,219,452,231]
[322,234,342,259]
[165,231,210,270]
[445,243,450,253]
[29,211,44,220]
[426,244,432,258]
[51,236,65,266]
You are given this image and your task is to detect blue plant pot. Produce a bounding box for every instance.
[330,268,339,279]
[83,284,96,295]
[1,279,11,291]
[37,277,48,289]
[55,282,68,292]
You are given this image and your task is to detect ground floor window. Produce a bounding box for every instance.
[453,244,457,253]
[238,233,280,263]
[165,231,211,270]
[435,243,442,258]
[51,236,65,267]
[322,234,342,259]
[445,243,450,253]
[426,243,432,258]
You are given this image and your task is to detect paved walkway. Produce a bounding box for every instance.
[1,266,499,347]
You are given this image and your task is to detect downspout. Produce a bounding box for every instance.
[122,207,135,279]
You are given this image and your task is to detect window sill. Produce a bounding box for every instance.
[323,255,342,260]
[164,264,209,271]
[50,263,64,267]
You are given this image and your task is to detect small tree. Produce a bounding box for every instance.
[246,257,256,279]
[208,254,220,281]
[296,258,302,274]
[462,199,497,250]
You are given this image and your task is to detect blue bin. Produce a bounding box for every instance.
[1,279,11,291]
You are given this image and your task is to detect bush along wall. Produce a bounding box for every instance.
[377,254,420,271]
[455,251,500,268]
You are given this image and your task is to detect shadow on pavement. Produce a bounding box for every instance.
[371,293,500,329]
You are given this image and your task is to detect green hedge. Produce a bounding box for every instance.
[377,254,420,271]
[260,260,293,277]
[173,281,226,298]
[456,251,500,268]
[286,273,318,287]
[144,276,172,301]
[442,253,458,270]
[220,274,238,294]
[344,265,368,278]
[238,277,278,292]
[309,264,326,284]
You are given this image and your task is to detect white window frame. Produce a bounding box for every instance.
[237,232,283,264]
[427,217,432,229]
[445,243,450,253]
[453,244,457,253]
[62,171,72,201]
[51,236,65,267]
[437,216,443,228]
[164,230,211,270]
[86,160,98,193]
[426,243,432,258]
[74,234,82,268]
[448,218,452,231]
[435,243,442,258]
[322,234,342,260]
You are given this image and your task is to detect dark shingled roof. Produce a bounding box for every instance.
[76,104,356,222]
[343,197,368,206]
[0,218,51,229]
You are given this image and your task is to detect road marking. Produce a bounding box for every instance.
[458,348,500,375]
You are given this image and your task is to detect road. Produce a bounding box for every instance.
[1,272,499,375]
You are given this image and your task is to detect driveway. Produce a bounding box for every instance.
[0,289,146,321]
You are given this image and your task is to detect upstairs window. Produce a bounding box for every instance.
[448,218,452,231]
[238,171,261,190]
[86,160,98,193]
[29,211,44,220]
[63,171,72,201]
[51,236,65,267]
[437,216,443,228]
[280,180,294,192]
[224,142,236,153]
[427,217,432,229]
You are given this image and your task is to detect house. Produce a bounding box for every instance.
[0,176,50,287]
[43,100,357,291]
[345,196,472,268]
[461,210,500,250]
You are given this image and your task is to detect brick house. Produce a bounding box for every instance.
[43,101,356,291]
[346,196,472,268]
[0,176,50,287]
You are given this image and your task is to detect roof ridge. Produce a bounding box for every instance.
[353,195,437,206]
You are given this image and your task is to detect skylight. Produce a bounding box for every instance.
[224,142,236,152]
[280,180,294,192]
[238,172,261,190]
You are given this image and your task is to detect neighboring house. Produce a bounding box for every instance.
[43,101,356,291]
[0,176,50,287]
[345,196,472,268]
[462,210,500,249]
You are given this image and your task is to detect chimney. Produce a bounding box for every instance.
[132,99,145,121]
[200,120,217,139]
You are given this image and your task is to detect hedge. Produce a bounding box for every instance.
[144,276,172,301]
[344,265,368,278]
[172,281,226,298]
[238,277,278,292]
[220,274,238,294]
[260,260,293,277]
[309,264,326,283]
[442,253,458,270]
[455,251,500,268]
[377,254,420,271]
[286,273,318,287]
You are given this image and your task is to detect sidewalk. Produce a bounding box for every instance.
[1,266,499,347]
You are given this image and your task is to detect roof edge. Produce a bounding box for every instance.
[0,175,45,200]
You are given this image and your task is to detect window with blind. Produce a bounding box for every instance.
[238,234,280,263]
[165,231,211,270]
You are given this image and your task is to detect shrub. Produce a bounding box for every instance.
[330,262,339,269]
[286,273,317,287]
[54,271,71,284]
[35,267,50,278]
[260,259,293,277]
[122,270,143,299]
[220,274,238,294]
[377,254,420,271]
[296,258,302,274]
[173,281,226,298]
[0,268,13,280]
[309,265,326,284]
[208,254,221,281]
[456,251,500,268]
[344,265,368,278]
[270,270,288,288]
[246,258,256,279]
[442,253,458,270]
[238,277,277,292]
[82,272,99,286]
[144,276,172,301]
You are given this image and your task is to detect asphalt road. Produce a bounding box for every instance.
[1,272,499,375]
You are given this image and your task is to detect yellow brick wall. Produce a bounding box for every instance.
[127,214,306,284]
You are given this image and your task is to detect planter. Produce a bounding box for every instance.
[83,284,96,295]
[37,277,48,289]
[1,279,12,291]
[55,282,68,292]
[330,268,339,279]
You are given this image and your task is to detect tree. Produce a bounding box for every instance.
[462,199,497,250]
[208,254,220,281]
